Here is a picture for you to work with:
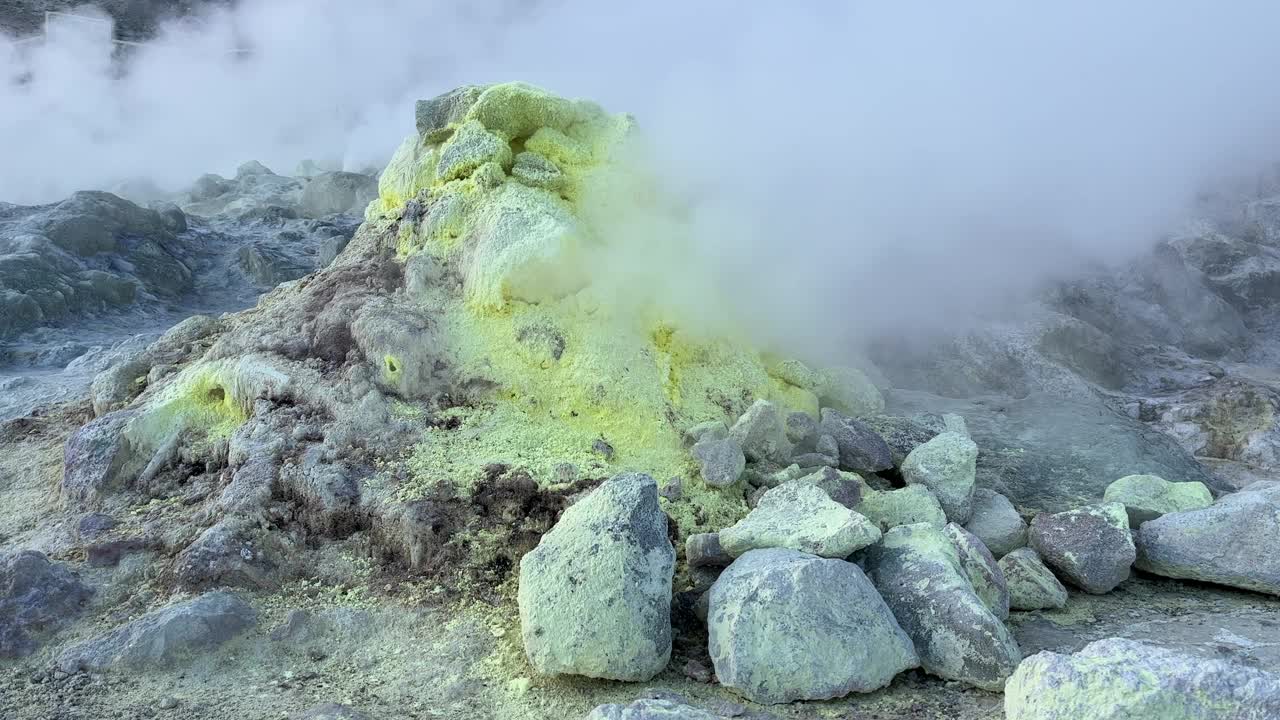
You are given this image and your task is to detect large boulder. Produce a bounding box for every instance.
[1134,481,1280,595]
[1103,474,1213,526]
[57,591,257,672]
[854,484,947,532]
[518,473,675,681]
[999,548,1068,610]
[1029,502,1135,594]
[62,409,142,508]
[729,399,792,464]
[818,409,893,474]
[0,551,93,658]
[945,523,1009,621]
[862,523,1021,690]
[964,488,1027,557]
[888,391,1215,512]
[1005,638,1280,720]
[719,483,880,559]
[708,548,918,704]
[901,431,978,523]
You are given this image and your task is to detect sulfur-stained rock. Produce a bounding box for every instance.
[815,366,884,418]
[729,399,793,464]
[862,523,1021,690]
[1103,474,1213,526]
[945,523,1009,620]
[1029,502,1134,594]
[855,484,947,532]
[901,431,978,524]
[1005,638,1280,719]
[708,548,918,704]
[691,435,745,488]
[999,548,1068,610]
[518,473,674,681]
[719,483,880,559]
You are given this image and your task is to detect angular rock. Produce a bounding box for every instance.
[174,519,283,591]
[784,411,818,446]
[729,399,792,464]
[862,523,1021,690]
[1135,481,1280,595]
[999,548,1068,610]
[818,409,893,474]
[855,484,947,532]
[945,523,1009,620]
[437,119,512,183]
[708,548,918,704]
[685,533,731,569]
[719,483,880,559]
[518,473,674,681]
[1,551,93,658]
[683,420,728,447]
[963,488,1027,557]
[861,414,944,467]
[62,409,141,508]
[1103,473,1213,526]
[58,591,257,672]
[416,85,485,143]
[1029,502,1134,594]
[1005,638,1280,720]
[901,431,978,524]
[789,466,863,509]
[691,435,745,488]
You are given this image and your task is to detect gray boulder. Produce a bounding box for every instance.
[861,414,945,467]
[963,488,1027,557]
[815,366,885,418]
[729,399,793,464]
[1134,481,1280,595]
[57,591,257,672]
[518,473,674,681]
[862,523,1021,690]
[62,409,141,508]
[719,483,880,559]
[888,391,1215,512]
[416,85,486,143]
[691,435,745,488]
[999,548,1068,610]
[299,172,377,218]
[174,519,285,591]
[818,409,893,474]
[788,466,864,509]
[1103,474,1213,526]
[1,551,93,658]
[685,533,731,568]
[1005,638,1280,720]
[945,523,1009,621]
[708,548,918,704]
[901,431,978,523]
[1029,502,1134,594]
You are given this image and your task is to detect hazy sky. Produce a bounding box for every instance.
[4,1,1280,353]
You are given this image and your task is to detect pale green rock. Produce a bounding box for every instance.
[999,547,1068,610]
[719,483,880,558]
[511,151,566,192]
[862,523,1021,690]
[436,119,512,183]
[1103,474,1213,526]
[1005,638,1280,719]
[816,366,884,418]
[518,473,674,681]
[901,431,978,524]
[945,522,1009,620]
[708,548,918,704]
[855,484,947,532]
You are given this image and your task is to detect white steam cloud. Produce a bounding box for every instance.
[4,1,1280,356]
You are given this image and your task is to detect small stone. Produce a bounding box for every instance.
[683,659,713,683]
[999,548,1068,610]
[901,432,978,524]
[553,462,580,484]
[964,489,1027,557]
[719,483,881,559]
[785,411,818,446]
[1102,474,1213,526]
[658,477,683,502]
[1029,502,1134,594]
[684,420,729,447]
[592,437,615,461]
[159,697,178,710]
[691,436,746,488]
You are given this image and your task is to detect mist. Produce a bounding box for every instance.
[5,0,1280,357]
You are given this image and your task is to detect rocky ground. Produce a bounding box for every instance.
[2,83,1280,720]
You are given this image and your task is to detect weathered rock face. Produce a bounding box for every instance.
[719,483,880,559]
[818,409,893,474]
[729,400,793,465]
[1029,502,1135,594]
[889,391,1215,512]
[0,551,93,658]
[854,484,947,532]
[945,523,1009,621]
[1144,376,1280,471]
[299,172,378,218]
[1135,481,1280,595]
[1005,638,1280,720]
[708,548,918,704]
[1102,473,1213,525]
[964,488,1027,557]
[57,591,257,672]
[518,473,674,681]
[901,431,978,523]
[999,548,1068,610]
[862,523,1021,690]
